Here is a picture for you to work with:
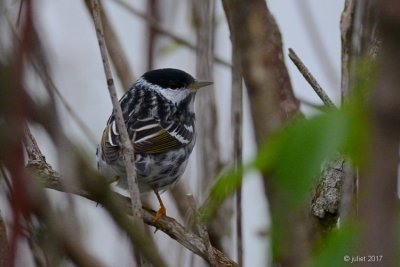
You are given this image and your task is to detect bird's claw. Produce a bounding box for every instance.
[152,206,166,224]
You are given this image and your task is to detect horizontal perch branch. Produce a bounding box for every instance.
[27,160,237,267]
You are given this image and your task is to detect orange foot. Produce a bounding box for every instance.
[152,189,166,223]
[152,205,166,223]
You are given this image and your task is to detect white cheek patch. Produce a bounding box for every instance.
[136,77,191,104]
[158,88,191,104]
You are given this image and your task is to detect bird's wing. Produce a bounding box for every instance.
[101,116,194,163]
[130,116,194,154]
[100,122,121,164]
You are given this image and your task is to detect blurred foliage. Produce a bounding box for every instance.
[203,99,371,218]
[259,109,354,206]
[307,223,359,267]
[201,58,377,266]
[159,41,185,56]
[200,103,371,265]
[348,58,378,104]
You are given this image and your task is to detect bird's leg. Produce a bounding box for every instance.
[152,189,166,223]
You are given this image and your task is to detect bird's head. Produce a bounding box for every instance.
[136,68,212,105]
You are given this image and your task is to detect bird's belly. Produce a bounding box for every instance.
[97,142,193,193]
[135,148,190,192]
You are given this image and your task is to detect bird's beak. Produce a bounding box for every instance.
[188,81,213,90]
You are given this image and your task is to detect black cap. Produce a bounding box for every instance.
[142,68,195,89]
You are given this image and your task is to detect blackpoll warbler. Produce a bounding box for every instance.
[97,68,212,221]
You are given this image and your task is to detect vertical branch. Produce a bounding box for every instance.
[193,0,220,191]
[353,0,381,59]
[222,1,305,266]
[339,0,358,225]
[340,0,356,99]
[90,0,142,221]
[193,0,227,252]
[340,0,381,226]
[357,1,400,266]
[230,27,243,267]
[89,1,149,266]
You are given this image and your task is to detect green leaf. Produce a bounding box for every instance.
[200,166,245,221]
[340,104,370,167]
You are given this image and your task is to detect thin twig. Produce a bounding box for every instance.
[288,48,337,108]
[23,125,46,162]
[111,0,231,68]
[89,2,149,266]
[298,97,325,111]
[90,0,142,221]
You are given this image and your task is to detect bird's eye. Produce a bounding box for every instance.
[167,81,183,89]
